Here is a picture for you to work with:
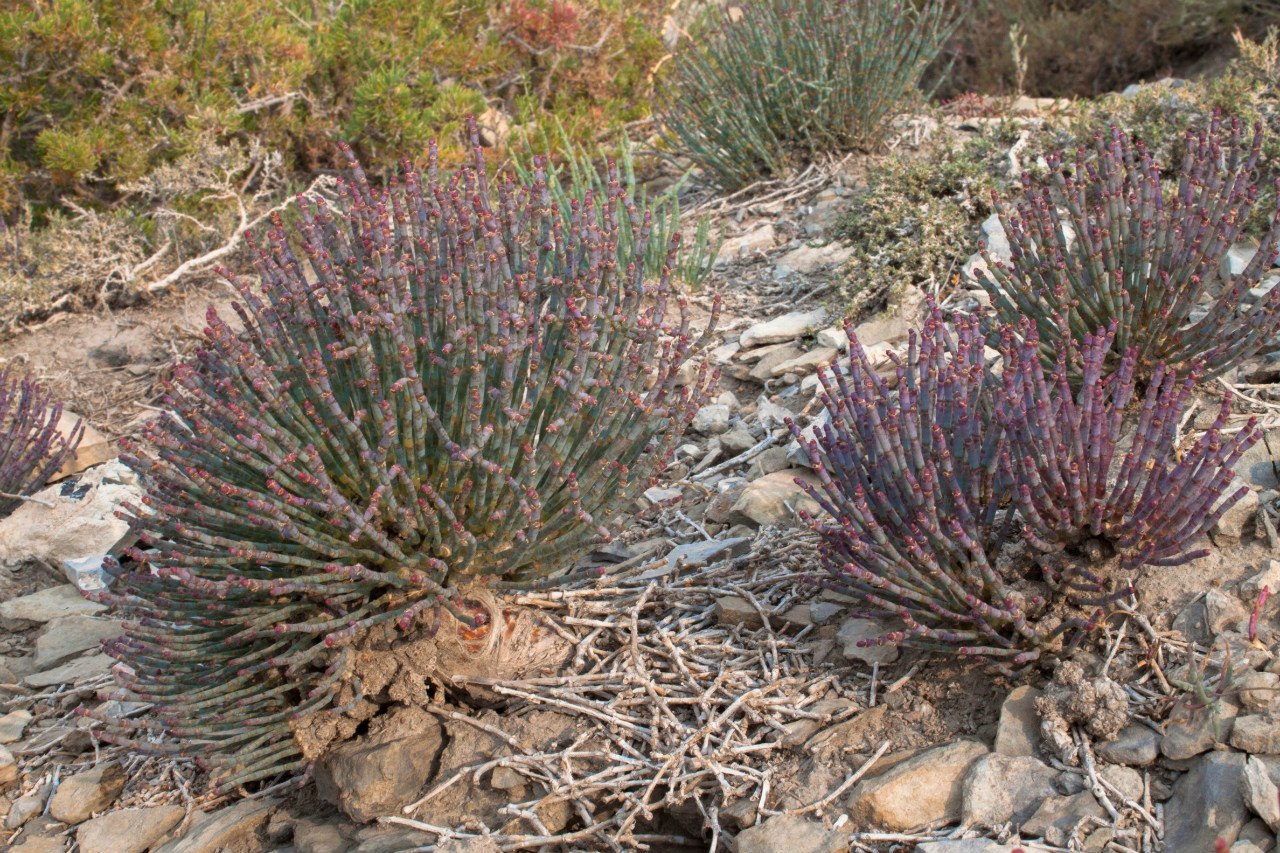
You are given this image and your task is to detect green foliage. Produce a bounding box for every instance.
[656,0,962,190]
[835,142,996,318]
[512,119,720,287]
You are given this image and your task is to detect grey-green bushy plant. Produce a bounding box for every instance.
[657,0,962,189]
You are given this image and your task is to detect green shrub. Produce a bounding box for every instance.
[656,0,961,189]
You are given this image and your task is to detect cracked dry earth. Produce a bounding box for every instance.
[5,110,1280,853]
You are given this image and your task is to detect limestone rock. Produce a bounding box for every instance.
[773,242,854,279]
[845,739,988,831]
[728,469,823,527]
[49,762,126,824]
[836,618,899,665]
[5,788,46,828]
[739,309,829,349]
[691,404,731,436]
[720,422,758,453]
[153,797,277,853]
[0,585,105,625]
[770,347,839,378]
[76,805,185,853]
[1232,715,1280,755]
[1163,705,1237,760]
[316,706,445,822]
[34,615,122,670]
[716,224,776,265]
[1240,672,1280,712]
[735,814,848,853]
[1245,756,1280,832]
[994,686,1042,757]
[23,653,113,687]
[1163,752,1249,853]
[960,753,1056,827]
[0,709,33,744]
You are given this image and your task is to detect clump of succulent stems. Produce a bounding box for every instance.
[90,124,718,791]
[997,322,1259,569]
[657,0,961,190]
[0,367,81,517]
[792,302,1255,670]
[979,114,1280,381]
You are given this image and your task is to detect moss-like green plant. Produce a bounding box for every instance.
[656,0,961,189]
[90,129,717,790]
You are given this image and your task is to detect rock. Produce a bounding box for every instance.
[851,314,910,348]
[710,341,741,365]
[23,653,113,687]
[739,309,829,349]
[1022,791,1105,842]
[1215,484,1260,540]
[750,446,792,479]
[1096,724,1160,766]
[1238,817,1277,852]
[660,537,751,574]
[1233,715,1280,754]
[720,422,758,453]
[351,827,436,853]
[960,753,1055,827]
[1225,243,1260,278]
[437,839,502,853]
[692,404,732,436]
[773,242,854,279]
[76,805,185,853]
[53,412,115,480]
[815,326,850,351]
[1164,752,1249,852]
[1245,756,1280,831]
[0,709,33,744]
[0,743,16,786]
[1241,672,1280,712]
[476,107,510,148]
[1163,705,1237,760]
[6,788,46,827]
[755,396,794,431]
[770,347,839,379]
[735,814,848,853]
[779,698,856,748]
[836,618,899,665]
[316,706,445,822]
[0,460,141,564]
[915,843,1023,853]
[1236,436,1280,491]
[10,838,67,853]
[1243,561,1280,602]
[748,344,805,382]
[715,595,764,629]
[728,469,823,527]
[0,585,105,625]
[33,615,122,670]
[293,819,350,853]
[153,797,277,853]
[978,214,1011,261]
[1175,589,1250,643]
[994,686,1042,757]
[716,224,776,265]
[845,739,988,831]
[1101,765,1143,803]
[48,762,126,824]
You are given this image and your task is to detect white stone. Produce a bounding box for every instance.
[0,460,142,564]
[815,326,849,351]
[0,585,105,624]
[739,308,829,349]
[715,224,776,265]
[773,242,854,279]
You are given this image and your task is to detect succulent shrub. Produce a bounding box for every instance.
[997,322,1259,569]
[656,0,961,190]
[513,120,719,287]
[0,368,81,517]
[790,308,1069,670]
[979,116,1280,382]
[95,132,717,790]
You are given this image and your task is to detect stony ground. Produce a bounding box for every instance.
[3,99,1280,853]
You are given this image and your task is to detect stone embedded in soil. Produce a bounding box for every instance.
[76,805,185,853]
[33,615,123,670]
[754,395,793,431]
[1101,765,1143,803]
[739,308,829,349]
[850,313,910,349]
[728,469,822,527]
[1163,752,1249,853]
[0,584,105,625]
[735,814,848,853]
[1022,791,1105,843]
[773,242,854,280]
[1232,715,1280,754]
[661,537,751,574]
[994,685,1042,757]
[836,618,899,665]
[748,344,805,382]
[5,788,47,828]
[844,739,988,831]
[750,446,792,479]
[153,797,277,853]
[0,709,33,744]
[1245,756,1280,832]
[715,223,776,265]
[715,595,764,629]
[691,403,732,436]
[959,753,1056,827]
[915,842,1026,853]
[10,837,67,853]
[0,459,141,565]
[1162,705,1237,760]
[1240,672,1280,712]
[769,346,839,378]
[815,326,850,351]
[720,421,758,453]
[0,743,17,786]
[315,706,445,823]
[437,838,503,853]
[23,653,113,688]
[48,761,126,825]
[1214,484,1260,540]
[292,818,351,853]
[350,827,436,853]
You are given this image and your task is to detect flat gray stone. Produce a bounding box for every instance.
[34,615,122,670]
[77,805,185,853]
[1096,724,1160,766]
[1163,752,1249,852]
[0,585,104,624]
[23,653,113,687]
[994,686,1042,757]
